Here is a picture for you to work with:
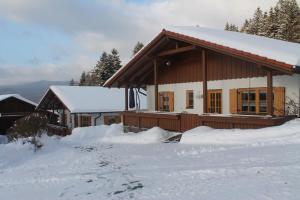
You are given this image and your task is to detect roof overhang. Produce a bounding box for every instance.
[36,88,70,112]
[104,29,295,88]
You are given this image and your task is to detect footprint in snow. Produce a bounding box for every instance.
[108,180,144,196]
[74,146,96,152]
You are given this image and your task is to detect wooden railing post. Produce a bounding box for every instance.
[202,49,208,113]
[267,70,273,116]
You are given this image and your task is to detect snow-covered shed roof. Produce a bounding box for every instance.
[166,26,300,67]
[38,86,125,113]
[0,94,37,107]
[105,26,300,87]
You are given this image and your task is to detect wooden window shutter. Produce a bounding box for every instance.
[169,92,174,112]
[230,89,238,114]
[273,87,285,116]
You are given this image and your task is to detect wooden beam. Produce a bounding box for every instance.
[125,86,128,111]
[157,45,196,57]
[202,49,208,113]
[267,70,273,116]
[154,59,159,111]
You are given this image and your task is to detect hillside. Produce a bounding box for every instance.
[0,120,300,199]
[0,80,68,103]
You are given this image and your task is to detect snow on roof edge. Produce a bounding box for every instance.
[44,85,125,113]
[165,26,300,67]
[0,94,37,107]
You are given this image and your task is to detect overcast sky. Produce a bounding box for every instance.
[0,0,298,85]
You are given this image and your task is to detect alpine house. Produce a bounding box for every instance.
[104,26,300,132]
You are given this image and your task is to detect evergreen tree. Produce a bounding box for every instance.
[266,7,280,38]
[260,11,269,36]
[225,22,230,30]
[69,78,75,86]
[276,0,300,42]
[248,7,264,35]
[240,19,250,33]
[110,48,122,72]
[133,41,144,55]
[94,52,108,85]
[224,22,239,32]
[79,71,86,86]
[96,49,122,85]
[225,0,300,43]
[294,14,300,42]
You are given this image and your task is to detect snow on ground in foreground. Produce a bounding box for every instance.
[1,121,300,199]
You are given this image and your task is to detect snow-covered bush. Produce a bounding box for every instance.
[7,113,48,151]
[286,96,300,116]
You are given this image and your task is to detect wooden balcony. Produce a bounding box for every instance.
[47,124,71,136]
[123,111,295,132]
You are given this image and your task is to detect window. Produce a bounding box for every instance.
[238,88,269,114]
[230,87,285,116]
[241,90,256,113]
[186,90,194,109]
[208,90,222,113]
[158,92,174,112]
[80,116,91,127]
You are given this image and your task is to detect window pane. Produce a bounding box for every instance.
[259,90,267,113]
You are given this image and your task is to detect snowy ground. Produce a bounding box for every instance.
[1,120,300,200]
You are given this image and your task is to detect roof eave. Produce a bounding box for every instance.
[104,30,167,88]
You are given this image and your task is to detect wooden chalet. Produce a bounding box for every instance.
[36,86,124,136]
[104,26,300,132]
[0,94,36,134]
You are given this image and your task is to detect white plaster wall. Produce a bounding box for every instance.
[146,74,300,115]
[147,85,155,111]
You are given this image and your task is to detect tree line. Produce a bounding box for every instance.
[225,0,300,43]
[70,41,144,86]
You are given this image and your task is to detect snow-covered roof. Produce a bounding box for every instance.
[166,26,300,67]
[105,26,300,87]
[0,94,37,107]
[42,86,125,113]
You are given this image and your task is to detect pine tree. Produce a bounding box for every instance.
[96,49,122,85]
[94,52,108,85]
[79,71,86,86]
[240,19,250,33]
[260,11,269,36]
[266,7,280,38]
[69,78,75,86]
[225,22,230,30]
[110,48,122,72]
[294,14,300,42]
[224,0,300,43]
[248,7,264,35]
[133,42,144,55]
[224,22,239,32]
[276,0,300,42]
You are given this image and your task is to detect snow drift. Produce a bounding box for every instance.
[181,118,300,146]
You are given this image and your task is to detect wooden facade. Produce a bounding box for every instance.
[104,29,298,132]
[147,50,275,85]
[0,97,36,134]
